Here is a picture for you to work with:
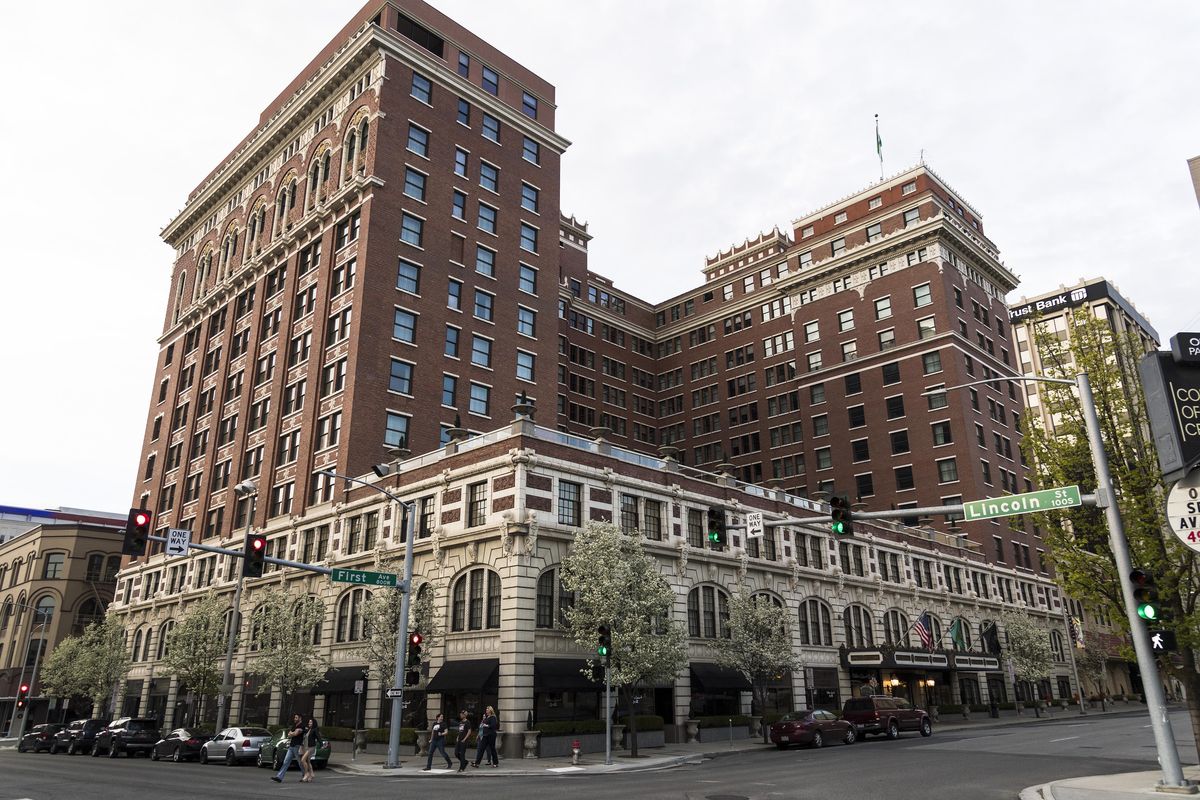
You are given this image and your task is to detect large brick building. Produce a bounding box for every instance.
[117,0,1072,754]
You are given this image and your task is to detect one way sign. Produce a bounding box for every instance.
[1149,630,1177,653]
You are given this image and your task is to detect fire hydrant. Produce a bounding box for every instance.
[571,739,581,765]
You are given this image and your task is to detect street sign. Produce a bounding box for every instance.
[1140,350,1200,482]
[1171,332,1200,366]
[166,528,192,557]
[354,680,364,695]
[1166,470,1200,554]
[331,568,398,588]
[746,512,764,538]
[1150,630,1178,653]
[962,486,1082,522]
[386,687,404,699]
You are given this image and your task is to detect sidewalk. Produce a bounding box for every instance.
[1021,767,1200,800]
[328,704,1152,779]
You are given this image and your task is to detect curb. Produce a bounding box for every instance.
[1019,784,1050,800]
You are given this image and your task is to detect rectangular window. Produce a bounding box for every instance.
[445,325,460,357]
[521,183,539,213]
[937,457,959,483]
[473,290,494,322]
[481,66,499,95]
[457,52,470,77]
[874,296,892,319]
[410,71,432,103]
[407,124,429,157]
[393,308,417,343]
[520,223,538,252]
[471,334,493,367]
[886,395,906,419]
[331,258,356,296]
[894,465,915,491]
[558,481,582,526]
[469,382,490,416]
[454,147,469,177]
[904,208,920,226]
[913,283,932,307]
[890,429,910,454]
[447,278,463,311]
[442,374,457,407]
[473,244,496,278]
[831,237,845,256]
[866,222,882,242]
[400,213,424,247]
[403,167,426,201]
[385,412,409,448]
[522,136,540,165]
[516,350,535,381]
[477,202,497,233]
[479,162,498,192]
[481,112,500,142]
[389,359,413,395]
[396,258,421,293]
[517,306,536,337]
[837,309,854,331]
[451,190,466,220]
[457,97,471,125]
[804,320,819,342]
[923,351,942,374]
[522,91,538,118]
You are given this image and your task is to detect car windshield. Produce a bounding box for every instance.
[242,728,272,737]
[777,713,809,722]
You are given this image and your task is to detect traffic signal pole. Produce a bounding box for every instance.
[1075,373,1189,791]
[215,488,255,732]
[385,501,417,769]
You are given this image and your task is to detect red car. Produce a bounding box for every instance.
[841,696,932,739]
[769,710,857,749]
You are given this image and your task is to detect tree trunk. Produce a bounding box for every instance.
[623,686,639,758]
[755,684,769,744]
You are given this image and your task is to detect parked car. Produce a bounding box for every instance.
[91,717,161,757]
[51,719,110,755]
[17,723,67,753]
[256,731,331,770]
[841,696,932,739]
[150,727,216,762]
[769,710,856,749]
[199,726,275,766]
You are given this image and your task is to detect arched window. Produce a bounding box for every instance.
[686,585,730,639]
[0,565,6,589]
[0,597,13,632]
[275,188,288,234]
[140,627,154,662]
[357,119,369,170]
[843,604,874,647]
[156,620,175,660]
[883,609,910,647]
[86,554,104,582]
[336,587,370,642]
[32,595,56,625]
[173,271,187,324]
[74,598,103,635]
[308,160,321,205]
[1049,629,1065,662]
[535,568,575,629]
[948,616,972,651]
[450,568,501,632]
[193,250,213,301]
[131,628,144,661]
[248,605,268,652]
[797,597,833,646]
[925,613,943,649]
[302,595,324,645]
[104,555,121,582]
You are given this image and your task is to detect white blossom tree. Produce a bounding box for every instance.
[38,634,87,702]
[245,587,328,720]
[359,557,438,686]
[42,618,130,716]
[999,610,1054,709]
[713,588,797,742]
[560,522,688,757]
[162,591,229,724]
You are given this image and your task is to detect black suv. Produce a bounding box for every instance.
[92,717,160,758]
[17,723,67,753]
[51,718,110,755]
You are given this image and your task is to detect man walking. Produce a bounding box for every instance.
[453,710,472,772]
[423,713,453,771]
[271,714,305,783]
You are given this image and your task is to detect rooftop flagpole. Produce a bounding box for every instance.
[875,114,884,180]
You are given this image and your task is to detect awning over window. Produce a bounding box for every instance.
[690,662,751,691]
[534,658,602,692]
[426,659,499,693]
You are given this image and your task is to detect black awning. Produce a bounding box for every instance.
[690,663,752,691]
[534,658,602,692]
[318,667,369,694]
[426,659,499,693]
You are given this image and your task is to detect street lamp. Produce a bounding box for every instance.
[214,479,257,732]
[924,372,1189,790]
[319,444,416,770]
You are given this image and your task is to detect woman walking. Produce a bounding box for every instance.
[453,710,472,773]
[472,705,499,767]
[299,717,319,783]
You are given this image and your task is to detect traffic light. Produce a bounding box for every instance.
[1131,569,1159,621]
[16,681,29,710]
[830,495,853,536]
[243,533,267,578]
[407,631,423,668]
[597,624,612,661]
[706,507,727,548]
[122,508,152,556]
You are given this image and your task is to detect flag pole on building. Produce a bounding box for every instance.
[875,113,884,181]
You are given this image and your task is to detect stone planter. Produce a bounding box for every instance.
[685,720,699,744]
[522,730,540,759]
[415,730,429,757]
[611,724,626,750]
[749,715,763,738]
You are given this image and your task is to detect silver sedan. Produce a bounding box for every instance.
[199,727,275,766]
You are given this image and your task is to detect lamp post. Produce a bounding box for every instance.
[9,601,52,742]
[214,479,256,732]
[320,445,416,770]
[925,371,1189,790]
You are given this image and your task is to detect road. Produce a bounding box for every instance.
[2,710,1194,800]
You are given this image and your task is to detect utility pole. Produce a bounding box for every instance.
[215,480,256,732]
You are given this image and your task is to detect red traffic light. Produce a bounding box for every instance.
[134,511,150,527]
[19,683,29,693]
[251,537,266,551]
[409,631,423,646]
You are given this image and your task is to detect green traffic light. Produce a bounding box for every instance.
[831,521,845,535]
[1138,604,1158,621]
[597,645,609,656]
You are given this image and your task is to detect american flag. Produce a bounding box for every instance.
[913,611,934,650]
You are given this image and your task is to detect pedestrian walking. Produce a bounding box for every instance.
[472,705,499,767]
[298,717,319,783]
[453,710,473,772]
[271,714,305,783]
[423,713,454,771]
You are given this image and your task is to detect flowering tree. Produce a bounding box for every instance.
[560,522,687,757]
[359,557,438,686]
[999,610,1053,706]
[713,588,797,742]
[245,587,328,719]
[162,591,228,723]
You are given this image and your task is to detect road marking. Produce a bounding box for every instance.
[1048,736,1079,742]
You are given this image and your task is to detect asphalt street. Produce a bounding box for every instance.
[2,710,1194,800]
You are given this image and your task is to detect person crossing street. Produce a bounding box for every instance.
[270,714,305,783]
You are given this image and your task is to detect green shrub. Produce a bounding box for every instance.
[695,715,750,728]
[321,726,416,745]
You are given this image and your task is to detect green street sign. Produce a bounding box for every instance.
[331,568,398,588]
[962,485,1082,522]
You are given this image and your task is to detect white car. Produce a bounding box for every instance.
[199,727,275,766]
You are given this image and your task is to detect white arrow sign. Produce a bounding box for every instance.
[746,512,764,538]
[166,528,192,557]
[1166,470,1200,554]
[386,688,404,699]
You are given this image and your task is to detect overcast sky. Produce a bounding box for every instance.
[1,1,1197,513]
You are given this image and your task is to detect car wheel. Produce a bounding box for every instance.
[225,749,237,766]
[843,726,857,745]
[91,742,101,757]
[49,743,59,755]
[920,718,932,737]
[172,747,183,763]
[256,750,266,768]
[67,741,77,756]
[274,754,283,771]
[151,747,160,761]
[17,742,26,753]
[199,748,209,765]
[886,720,900,740]
[811,730,824,749]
